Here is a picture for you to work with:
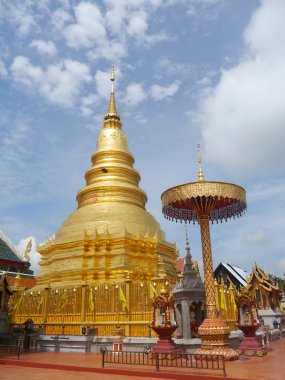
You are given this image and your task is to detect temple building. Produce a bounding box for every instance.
[12,68,178,337]
[0,230,32,274]
[213,262,284,330]
[247,265,283,328]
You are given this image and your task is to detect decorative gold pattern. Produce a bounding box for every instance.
[199,216,216,318]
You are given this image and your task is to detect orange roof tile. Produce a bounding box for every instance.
[6,275,37,289]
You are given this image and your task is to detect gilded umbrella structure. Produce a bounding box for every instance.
[161,145,247,359]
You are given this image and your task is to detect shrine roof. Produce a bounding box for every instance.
[247,265,279,291]
[1,270,37,290]
[176,257,185,272]
[217,262,248,287]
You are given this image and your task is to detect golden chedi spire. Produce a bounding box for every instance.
[37,66,177,288]
[104,65,120,124]
[76,66,147,209]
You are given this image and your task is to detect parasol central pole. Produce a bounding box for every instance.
[199,214,217,319]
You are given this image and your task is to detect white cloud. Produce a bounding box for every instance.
[123,82,147,106]
[194,0,285,177]
[127,11,148,37]
[243,230,267,245]
[51,8,73,31]
[30,40,57,56]
[11,56,92,108]
[80,93,98,117]
[8,4,37,37]
[0,60,8,76]
[0,115,40,209]
[94,69,111,100]
[11,56,42,86]
[87,40,126,62]
[150,81,180,101]
[155,57,192,78]
[63,2,106,49]
[186,0,226,19]
[247,179,285,202]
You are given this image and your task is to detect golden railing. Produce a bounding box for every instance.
[11,278,168,337]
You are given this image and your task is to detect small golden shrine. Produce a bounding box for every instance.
[11,68,178,337]
[235,287,267,357]
[151,287,181,355]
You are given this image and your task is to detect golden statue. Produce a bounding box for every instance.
[12,68,178,337]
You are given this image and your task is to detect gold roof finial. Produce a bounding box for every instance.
[104,65,120,123]
[197,144,205,182]
[24,239,32,262]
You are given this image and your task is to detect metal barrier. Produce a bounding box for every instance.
[101,349,226,377]
[0,345,21,360]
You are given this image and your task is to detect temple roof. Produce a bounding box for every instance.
[0,270,36,290]
[0,230,24,265]
[214,262,248,289]
[247,264,279,292]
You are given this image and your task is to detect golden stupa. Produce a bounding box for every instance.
[12,68,178,337]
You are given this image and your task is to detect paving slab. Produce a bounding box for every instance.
[0,338,284,380]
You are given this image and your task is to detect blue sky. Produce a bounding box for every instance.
[0,0,284,277]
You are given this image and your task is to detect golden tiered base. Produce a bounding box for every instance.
[196,317,239,360]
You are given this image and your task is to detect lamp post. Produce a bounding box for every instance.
[161,145,246,360]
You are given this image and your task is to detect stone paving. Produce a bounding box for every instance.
[0,338,284,380]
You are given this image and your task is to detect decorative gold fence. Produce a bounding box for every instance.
[11,278,167,337]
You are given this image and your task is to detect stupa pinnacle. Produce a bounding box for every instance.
[12,67,177,337]
[36,67,177,288]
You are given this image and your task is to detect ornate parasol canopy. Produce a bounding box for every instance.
[162,144,246,223]
[161,180,247,224]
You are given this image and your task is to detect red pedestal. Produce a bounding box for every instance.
[151,325,181,355]
[112,336,124,353]
[238,324,267,357]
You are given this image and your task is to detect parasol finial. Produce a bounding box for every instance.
[197,144,205,182]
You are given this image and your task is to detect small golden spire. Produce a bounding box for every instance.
[197,144,205,182]
[104,65,120,122]
[184,224,193,271]
[185,224,191,259]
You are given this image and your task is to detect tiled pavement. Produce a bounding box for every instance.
[0,338,284,380]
